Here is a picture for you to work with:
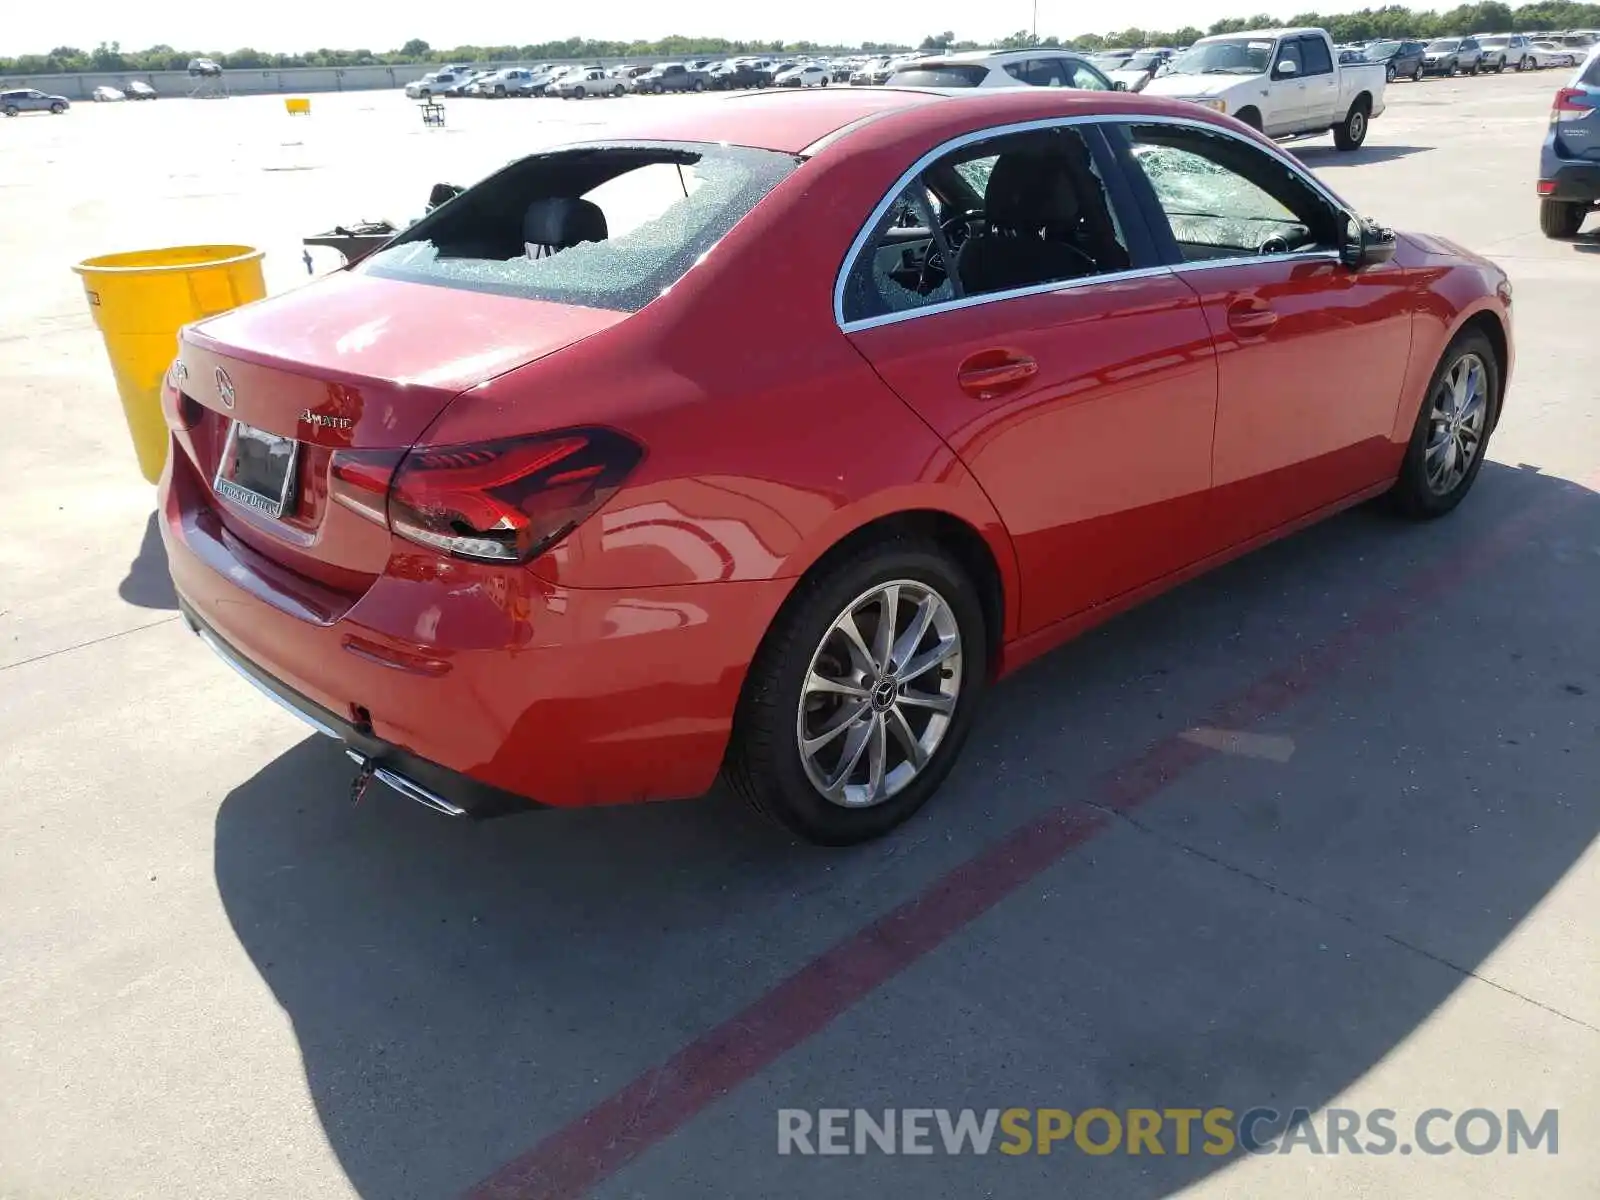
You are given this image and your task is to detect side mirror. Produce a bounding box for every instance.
[1341,214,1397,269]
[1276,59,1299,77]
[1114,79,1128,90]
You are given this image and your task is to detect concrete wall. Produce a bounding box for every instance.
[0,60,663,100]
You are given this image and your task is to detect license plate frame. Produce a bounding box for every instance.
[213,421,299,520]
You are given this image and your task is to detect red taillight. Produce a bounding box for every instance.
[1552,87,1591,120]
[330,429,643,563]
[329,447,404,524]
[1537,179,1558,195]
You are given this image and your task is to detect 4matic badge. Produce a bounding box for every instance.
[300,410,354,430]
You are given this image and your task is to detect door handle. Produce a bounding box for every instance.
[1226,299,1279,335]
[957,352,1038,399]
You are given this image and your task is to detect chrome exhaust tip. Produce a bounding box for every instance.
[345,749,468,817]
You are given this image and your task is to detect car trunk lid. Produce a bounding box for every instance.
[178,272,624,590]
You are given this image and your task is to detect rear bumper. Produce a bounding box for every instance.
[161,444,793,810]
[181,600,528,818]
[1540,158,1600,203]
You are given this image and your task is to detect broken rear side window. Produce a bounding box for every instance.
[359,143,800,312]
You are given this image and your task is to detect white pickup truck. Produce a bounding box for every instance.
[1142,27,1387,150]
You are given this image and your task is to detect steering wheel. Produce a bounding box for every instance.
[916,211,983,292]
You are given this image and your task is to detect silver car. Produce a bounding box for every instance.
[2,88,70,116]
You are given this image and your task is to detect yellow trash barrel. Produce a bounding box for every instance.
[73,245,266,483]
[285,96,311,115]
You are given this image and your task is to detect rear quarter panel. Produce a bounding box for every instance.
[413,136,1024,639]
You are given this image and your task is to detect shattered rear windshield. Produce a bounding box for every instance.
[359,143,800,313]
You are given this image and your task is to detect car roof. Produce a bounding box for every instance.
[905,48,1082,65]
[583,88,948,153]
[567,87,1224,157]
[1200,27,1325,41]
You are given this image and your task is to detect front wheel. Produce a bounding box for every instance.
[725,541,988,845]
[1333,102,1369,150]
[50,101,66,113]
[1390,331,1499,519]
[691,79,705,91]
[1234,106,1263,131]
[1514,55,1526,71]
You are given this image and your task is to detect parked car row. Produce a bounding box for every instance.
[90,82,159,102]
[402,53,895,101]
[1341,31,1592,80]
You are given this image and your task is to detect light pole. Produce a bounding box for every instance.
[1032,0,1039,40]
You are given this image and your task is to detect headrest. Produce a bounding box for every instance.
[983,154,1080,230]
[523,197,608,254]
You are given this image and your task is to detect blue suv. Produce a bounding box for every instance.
[1539,48,1600,237]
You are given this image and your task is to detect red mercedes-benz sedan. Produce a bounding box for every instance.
[162,87,1512,844]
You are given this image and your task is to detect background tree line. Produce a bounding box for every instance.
[5,2,1600,76]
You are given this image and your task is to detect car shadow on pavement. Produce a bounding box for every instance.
[213,462,1600,1199]
[1290,144,1434,167]
[118,510,177,610]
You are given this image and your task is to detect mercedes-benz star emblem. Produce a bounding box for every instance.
[215,366,235,409]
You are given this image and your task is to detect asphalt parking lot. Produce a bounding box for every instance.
[2,71,1597,1199]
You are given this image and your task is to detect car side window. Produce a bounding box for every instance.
[1275,40,1305,76]
[841,126,1133,323]
[1300,37,1334,75]
[1024,59,1070,87]
[841,182,955,322]
[1064,59,1114,89]
[1122,123,1339,261]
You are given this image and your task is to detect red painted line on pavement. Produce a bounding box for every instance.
[465,476,1589,1200]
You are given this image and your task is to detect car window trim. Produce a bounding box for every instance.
[834,112,1355,330]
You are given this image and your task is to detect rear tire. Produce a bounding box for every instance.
[1333,101,1369,150]
[1413,64,1425,81]
[50,101,66,113]
[724,539,988,846]
[1390,330,1499,519]
[1540,197,1586,238]
[1386,63,1397,82]
[1234,106,1263,131]
[692,79,705,91]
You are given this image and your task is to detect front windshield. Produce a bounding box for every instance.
[1164,38,1276,75]
[1426,40,1460,51]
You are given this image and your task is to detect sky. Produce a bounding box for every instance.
[5,0,1365,57]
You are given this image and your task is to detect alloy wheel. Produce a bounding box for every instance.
[1424,352,1488,495]
[796,580,962,808]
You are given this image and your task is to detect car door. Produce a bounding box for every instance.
[1297,36,1340,126]
[1110,119,1415,552]
[841,123,1219,634]
[1268,39,1308,133]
